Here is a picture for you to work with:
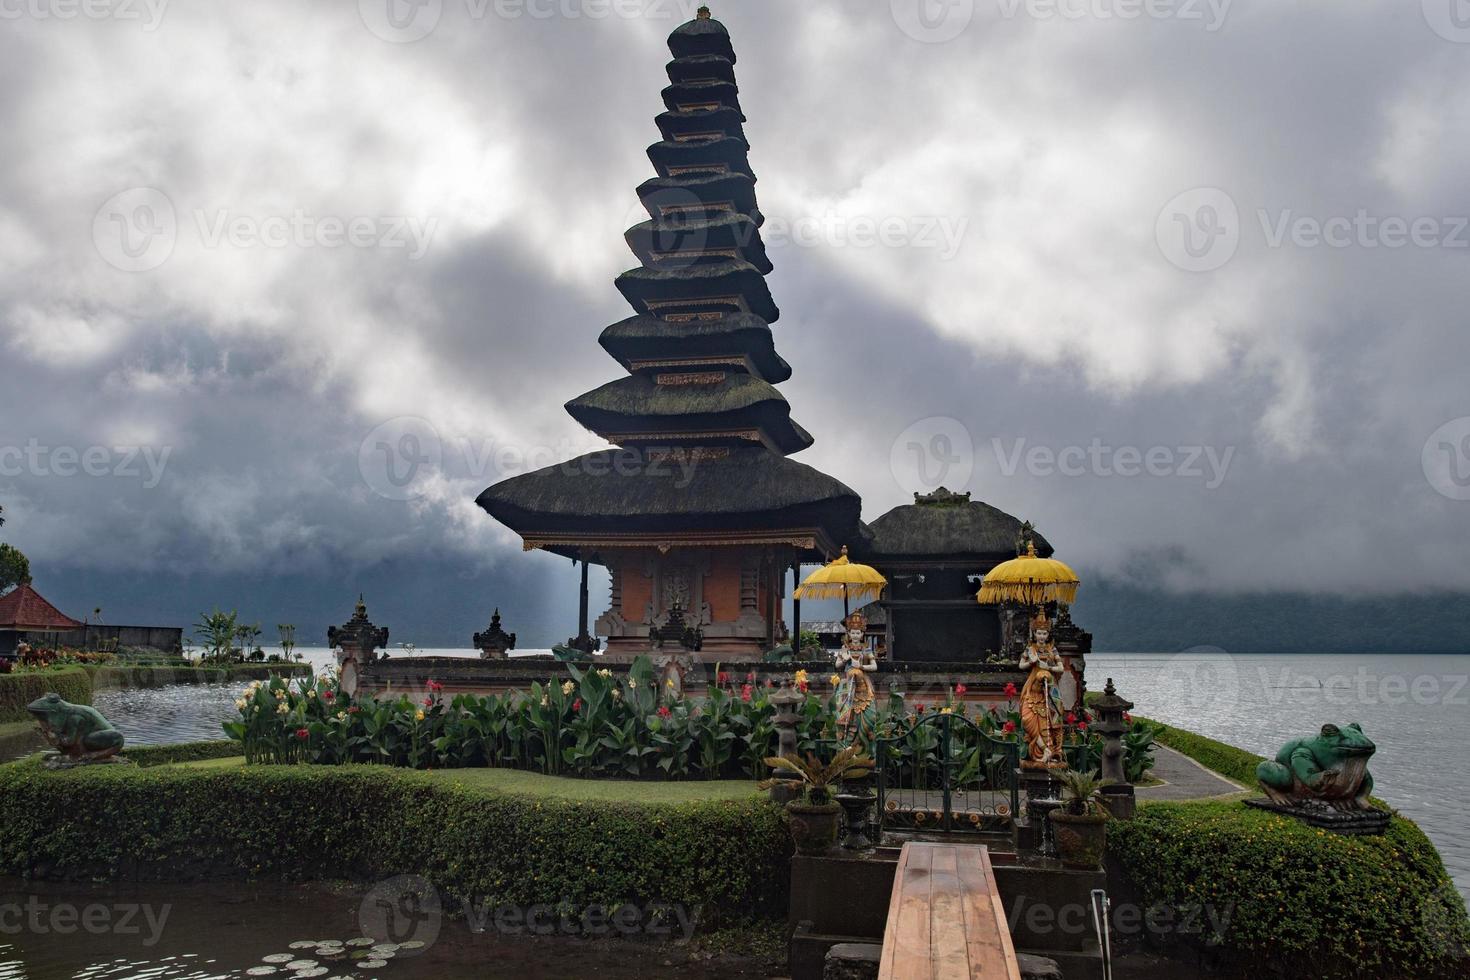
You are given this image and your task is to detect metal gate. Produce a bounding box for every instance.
[874,712,1021,834]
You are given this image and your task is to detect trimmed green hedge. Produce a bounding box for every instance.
[1112,801,1469,979]
[90,663,310,691]
[0,668,92,722]
[0,754,790,928]
[126,741,244,767]
[1137,715,1264,787]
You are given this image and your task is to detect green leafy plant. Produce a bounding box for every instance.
[759,743,874,806]
[1057,768,1108,817]
[0,543,30,595]
[193,609,240,663]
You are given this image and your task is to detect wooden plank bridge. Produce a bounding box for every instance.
[877,842,1023,980]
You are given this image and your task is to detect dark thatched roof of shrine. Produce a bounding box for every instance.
[477,446,862,542]
[669,16,735,63]
[855,490,1054,562]
[615,259,778,322]
[666,54,735,86]
[598,313,791,383]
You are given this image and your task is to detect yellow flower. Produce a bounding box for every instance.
[940,707,953,715]
[561,680,575,695]
[665,678,676,689]
[234,699,246,710]
[336,711,347,720]
[415,709,425,721]
[829,674,842,687]
[794,669,809,686]
[276,703,288,715]
[611,688,622,700]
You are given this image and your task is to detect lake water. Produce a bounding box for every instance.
[83,650,1470,903]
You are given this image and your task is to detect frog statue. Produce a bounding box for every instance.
[27,693,126,768]
[1257,722,1376,812]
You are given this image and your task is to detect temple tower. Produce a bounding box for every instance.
[478,8,861,661]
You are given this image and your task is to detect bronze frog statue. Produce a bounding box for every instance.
[1257,722,1375,812]
[27,693,125,766]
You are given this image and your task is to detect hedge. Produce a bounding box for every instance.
[1111,800,1469,979]
[90,663,311,691]
[0,668,92,722]
[0,754,791,929]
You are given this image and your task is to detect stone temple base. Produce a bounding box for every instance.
[1244,797,1391,835]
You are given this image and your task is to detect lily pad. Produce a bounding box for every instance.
[345,938,376,947]
[397,940,425,950]
[246,968,279,977]
[358,959,388,969]
[294,969,328,978]
[285,960,318,970]
[289,941,320,950]
[263,954,295,963]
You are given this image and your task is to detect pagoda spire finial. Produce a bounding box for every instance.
[697,5,711,18]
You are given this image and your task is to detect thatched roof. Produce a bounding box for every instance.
[666,54,735,86]
[647,137,753,180]
[624,213,770,273]
[565,373,812,454]
[856,489,1054,561]
[477,446,862,545]
[598,313,791,383]
[656,107,746,144]
[662,80,742,117]
[669,16,735,62]
[615,259,778,323]
[636,173,760,224]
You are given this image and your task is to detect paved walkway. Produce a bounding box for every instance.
[1135,745,1248,801]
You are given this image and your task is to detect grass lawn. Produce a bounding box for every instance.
[174,756,763,803]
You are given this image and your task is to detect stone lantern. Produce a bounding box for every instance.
[327,596,389,698]
[767,677,803,805]
[1093,677,1135,820]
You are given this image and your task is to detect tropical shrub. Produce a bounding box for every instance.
[1111,801,1469,979]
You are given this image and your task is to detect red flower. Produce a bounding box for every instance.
[1002,720,1017,734]
[1066,712,1078,725]
[348,705,360,714]
[740,684,753,702]
[426,679,443,693]
[572,698,583,713]
[915,703,926,714]
[1079,722,1089,733]
[322,690,334,701]
[1123,712,1133,724]
[954,684,967,696]
[657,705,671,719]
[423,697,434,707]
[1003,682,1018,698]
[796,681,809,694]
[294,728,309,740]
[745,670,757,682]
[717,671,730,685]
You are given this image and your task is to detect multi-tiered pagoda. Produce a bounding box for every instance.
[478,8,861,662]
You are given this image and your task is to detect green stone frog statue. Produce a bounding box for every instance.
[27,693,126,767]
[1257,722,1375,812]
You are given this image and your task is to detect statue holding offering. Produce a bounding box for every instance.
[1019,610,1066,768]
[833,611,877,743]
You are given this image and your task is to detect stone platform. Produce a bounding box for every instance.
[1244,798,1392,835]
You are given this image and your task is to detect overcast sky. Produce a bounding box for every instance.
[2,0,1468,643]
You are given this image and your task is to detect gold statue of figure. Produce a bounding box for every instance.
[833,611,877,742]
[1019,609,1066,768]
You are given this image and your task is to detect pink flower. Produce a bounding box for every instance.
[423,697,434,708]
[426,679,443,693]
[322,690,334,701]
[1003,682,1018,698]
[348,706,360,715]
[1002,720,1017,734]
[1079,722,1089,733]
[954,684,967,696]
[657,705,671,719]
[295,728,309,741]
[745,670,757,682]
[740,684,753,702]
[717,671,730,685]
[572,698,583,713]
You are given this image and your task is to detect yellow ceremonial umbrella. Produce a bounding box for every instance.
[795,545,887,617]
[976,541,1080,606]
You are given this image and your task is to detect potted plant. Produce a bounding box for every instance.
[1049,768,1110,870]
[760,744,874,855]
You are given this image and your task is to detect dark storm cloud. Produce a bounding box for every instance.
[1,0,1468,642]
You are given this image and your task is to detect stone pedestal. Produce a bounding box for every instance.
[823,943,880,980]
[1018,765,1064,853]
